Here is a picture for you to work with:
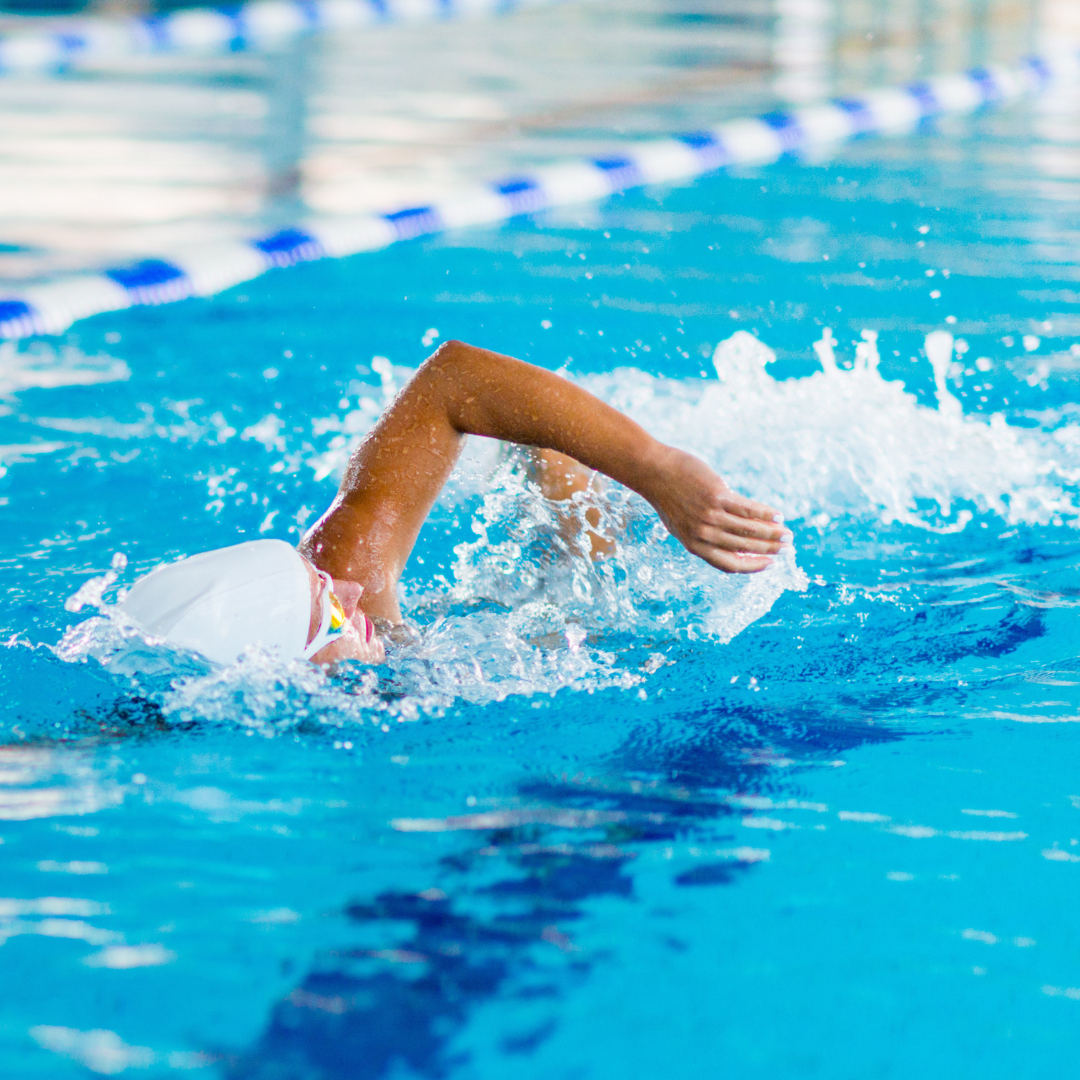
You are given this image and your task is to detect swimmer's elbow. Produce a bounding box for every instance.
[415,340,489,432]
[426,339,476,368]
[422,338,497,396]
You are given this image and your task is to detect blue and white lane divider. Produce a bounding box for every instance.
[2,50,1077,342]
[0,0,560,74]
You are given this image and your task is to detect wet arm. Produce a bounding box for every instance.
[301,340,787,621]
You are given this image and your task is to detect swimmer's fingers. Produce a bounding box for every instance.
[708,506,788,545]
[687,541,773,574]
[716,494,784,528]
[697,527,785,556]
[684,506,790,572]
[643,446,787,574]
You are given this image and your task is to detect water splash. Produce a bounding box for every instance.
[51,326,1080,734]
[442,450,806,645]
[64,553,128,614]
[580,330,1080,531]
[54,479,804,733]
[925,330,962,416]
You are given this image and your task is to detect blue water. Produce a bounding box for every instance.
[5,89,1080,1078]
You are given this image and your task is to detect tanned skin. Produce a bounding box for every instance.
[299,341,789,664]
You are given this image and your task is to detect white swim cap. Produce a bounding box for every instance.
[120,539,311,665]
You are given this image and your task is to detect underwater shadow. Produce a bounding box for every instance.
[223,694,903,1080]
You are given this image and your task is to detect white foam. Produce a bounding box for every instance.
[576,330,1080,531]
[442,451,807,646]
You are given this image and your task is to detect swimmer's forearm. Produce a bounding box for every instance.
[424,341,788,572]
[313,340,785,608]
[309,339,658,613]
[424,340,669,500]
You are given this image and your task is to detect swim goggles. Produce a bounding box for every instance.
[303,570,348,659]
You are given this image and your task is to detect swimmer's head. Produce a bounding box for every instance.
[120,539,384,667]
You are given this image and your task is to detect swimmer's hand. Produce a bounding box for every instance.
[642,447,789,573]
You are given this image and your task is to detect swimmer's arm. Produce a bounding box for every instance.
[302,340,787,621]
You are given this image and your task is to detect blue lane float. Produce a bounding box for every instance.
[1,51,1075,342]
[0,0,562,74]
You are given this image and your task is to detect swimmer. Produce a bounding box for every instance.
[121,340,789,667]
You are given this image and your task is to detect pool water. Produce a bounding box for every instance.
[5,77,1080,1078]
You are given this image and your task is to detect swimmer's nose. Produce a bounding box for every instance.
[332,578,364,621]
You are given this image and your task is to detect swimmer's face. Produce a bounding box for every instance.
[301,557,386,667]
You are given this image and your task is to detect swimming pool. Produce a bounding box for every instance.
[4,61,1080,1079]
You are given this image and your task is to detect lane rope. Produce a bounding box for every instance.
[2,49,1076,342]
[0,0,564,74]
